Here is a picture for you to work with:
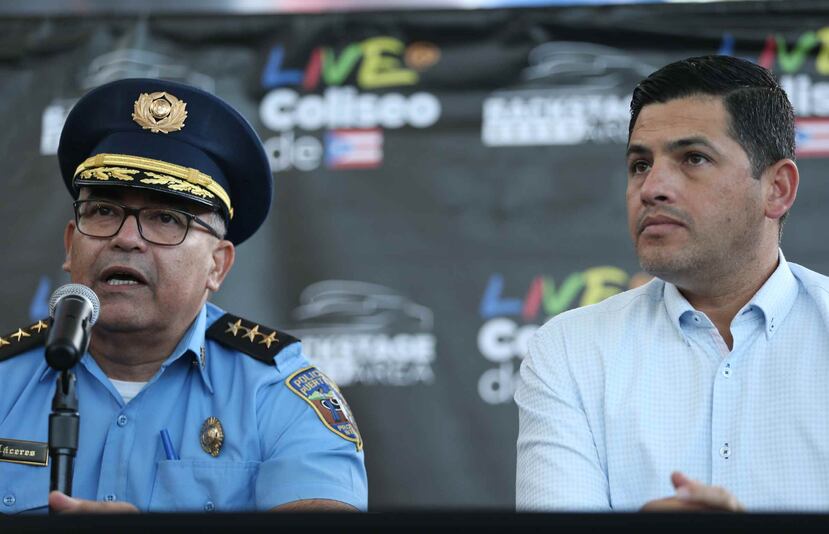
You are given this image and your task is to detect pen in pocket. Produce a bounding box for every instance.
[159,429,179,460]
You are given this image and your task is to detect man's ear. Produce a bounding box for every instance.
[763,158,799,221]
[206,240,235,292]
[62,220,76,273]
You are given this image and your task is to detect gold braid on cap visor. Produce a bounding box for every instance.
[73,153,234,219]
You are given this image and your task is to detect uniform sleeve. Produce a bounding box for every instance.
[514,322,610,511]
[254,348,368,511]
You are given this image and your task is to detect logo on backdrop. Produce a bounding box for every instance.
[258,37,442,173]
[719,27,829,157]
[481,42,655,147]
[476,267,650,404]
[40,49,215,155]
[288,280,436,387]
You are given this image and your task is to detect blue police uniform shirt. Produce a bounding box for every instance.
[0,302,367,514]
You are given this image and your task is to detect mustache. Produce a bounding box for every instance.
[636,207,692,234]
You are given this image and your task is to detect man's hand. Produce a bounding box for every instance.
[640,472,744,512]
[48,491,139,513]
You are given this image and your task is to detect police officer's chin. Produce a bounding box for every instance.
[85,269,155,331]
[92,304,157,334]
[93,281,154,328]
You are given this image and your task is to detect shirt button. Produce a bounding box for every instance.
[722,363,732,378]
[3,494,15,506]
[719,444,731,459]
[204,501,215,512]
[104,494,116,502]
[117,414,128,427]
[693,315,701,323]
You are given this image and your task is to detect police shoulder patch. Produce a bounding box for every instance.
[206,313,299,365]
[286,366,363,451]
[0,319,50,363]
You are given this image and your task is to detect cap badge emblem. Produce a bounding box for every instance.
[200,416,223,457]
[132,91,188,134]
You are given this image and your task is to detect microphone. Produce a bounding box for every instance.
[45,284,100,371]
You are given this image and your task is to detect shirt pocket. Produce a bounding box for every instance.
[0,461,49,514]
[148,460,260,512]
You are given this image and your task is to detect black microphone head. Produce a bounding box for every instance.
[48,284,101,325]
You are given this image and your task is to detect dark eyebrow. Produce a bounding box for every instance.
[626,144,650,158]
[665,136,722,157]
[626,137,722,159]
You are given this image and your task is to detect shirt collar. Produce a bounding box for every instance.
[40,304,214,392]
[662,249,798,341]
[744,250,798,340]
[38,359,57,384]
[663,280,695,343]
[166,304,213,393]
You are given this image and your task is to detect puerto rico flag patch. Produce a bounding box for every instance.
[286,366,363,450]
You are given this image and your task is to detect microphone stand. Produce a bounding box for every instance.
[49,370,79,499]
[42,287,98,512]
[45,301,93,508]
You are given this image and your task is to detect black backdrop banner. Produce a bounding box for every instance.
[2,1,829,509]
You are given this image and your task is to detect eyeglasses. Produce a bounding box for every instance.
[73,199,222,246]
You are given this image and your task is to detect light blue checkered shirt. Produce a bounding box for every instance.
[516,252,829,511]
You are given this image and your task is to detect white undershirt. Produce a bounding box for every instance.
[109,379,148,403]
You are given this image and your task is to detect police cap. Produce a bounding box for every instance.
[58,78,272,245]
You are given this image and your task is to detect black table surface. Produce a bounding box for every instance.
[3,511,829,533]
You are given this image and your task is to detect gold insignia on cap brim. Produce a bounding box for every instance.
[73,154,232,218]
[200,417,223,457]
[132,91,188,134]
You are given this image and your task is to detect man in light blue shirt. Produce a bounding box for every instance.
[0,79,366,513]
[515,55,820,511]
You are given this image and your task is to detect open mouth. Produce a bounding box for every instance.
[100,267,148,287]
[106,274,141,286]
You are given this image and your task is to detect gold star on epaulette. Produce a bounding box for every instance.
[206,313,300,366]
[0,337,9,347]
[259,331,278,349]
[31,320,48,333]
[226,319,243,336]
[10,328,30,342]
[243,325,260,342]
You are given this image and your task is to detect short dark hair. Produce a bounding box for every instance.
[629,55,795,179]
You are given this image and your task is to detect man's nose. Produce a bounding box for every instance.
[639,159,675,205]
[110,213,148,250]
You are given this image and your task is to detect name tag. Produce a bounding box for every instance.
[0,438,49,466]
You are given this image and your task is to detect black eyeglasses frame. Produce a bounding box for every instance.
[72,199,223,246]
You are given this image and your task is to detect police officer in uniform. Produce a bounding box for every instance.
[0,79,367,513]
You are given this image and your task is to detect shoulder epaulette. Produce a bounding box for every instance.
[0,318,51,363]
[206,313,300,365]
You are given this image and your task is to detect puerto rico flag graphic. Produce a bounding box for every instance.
[325,128,384,169]
[796,118,829,158]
